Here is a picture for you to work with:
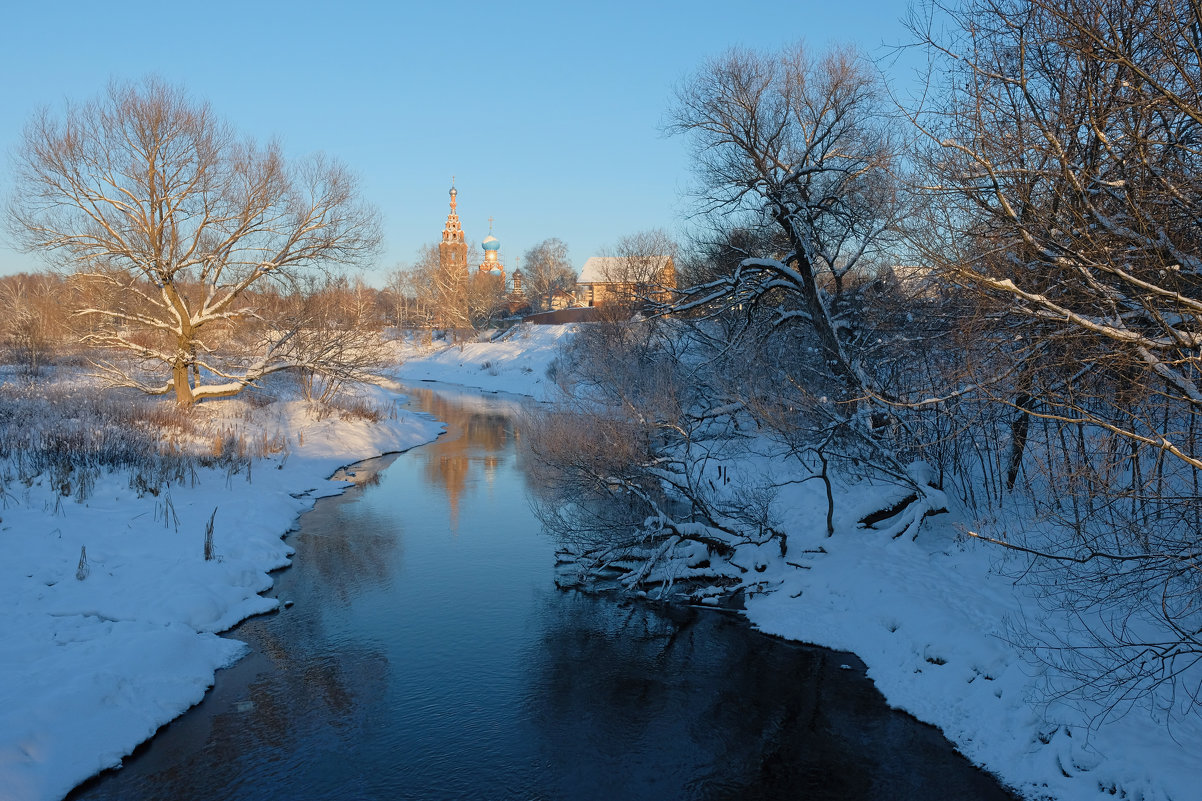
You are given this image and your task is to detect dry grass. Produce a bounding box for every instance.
[327,394,386,423]
[0,374,294,500]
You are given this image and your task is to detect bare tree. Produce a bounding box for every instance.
[385,268,421,330]
[521,238,575,312]
[286,276,388,408]
[593,228,679,314]
[466,270,508,329]
[0,272,65,374]
[668,43,905,397]
[910,0,1202,718]
[665,43,943,537]
[429,241,473,334]
[390,245,443,331]
[5,77,380,404]
[526,45,943,600]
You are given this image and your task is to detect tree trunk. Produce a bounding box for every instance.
[172,358,195,405]
[774,208,860,394]
[1005,394,1032,491]
[1006,365,1036,491]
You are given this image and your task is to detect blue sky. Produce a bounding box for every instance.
[0,0,917,285]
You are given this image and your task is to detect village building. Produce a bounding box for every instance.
[575,255,677,308]
[546,287,577,310]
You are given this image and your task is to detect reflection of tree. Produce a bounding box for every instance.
[521,594,1015,801]
[406,387,517,531]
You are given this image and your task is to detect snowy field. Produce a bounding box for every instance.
[397,324,1199,801]
[0,378,443,801]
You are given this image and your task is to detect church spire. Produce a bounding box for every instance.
[442,179,464,246]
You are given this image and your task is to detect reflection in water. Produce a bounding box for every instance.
[524,597,1012,800]
[405,387,520,531]
[297,476,404,608]
[71,385,1015,801]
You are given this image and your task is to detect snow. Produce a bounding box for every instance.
[391,324,574,400]
[0,382,443,801]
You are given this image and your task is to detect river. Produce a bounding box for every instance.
[69,384,1016,801]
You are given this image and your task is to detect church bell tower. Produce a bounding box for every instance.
[439,181,468,280]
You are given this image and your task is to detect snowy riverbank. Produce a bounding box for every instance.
[0,381,443,801]
[397,323,1198,801]
[391,324,574,400]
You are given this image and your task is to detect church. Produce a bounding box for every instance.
[438,181,523,298]
[435,181,676,318]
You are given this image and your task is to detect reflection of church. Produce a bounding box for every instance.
[408,387,514,533]
[440,181,524,298]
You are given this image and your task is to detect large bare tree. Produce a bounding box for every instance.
[665,43,944,538]
[5,78,380,404]
[526,44,936,603]
[669,43,905,398]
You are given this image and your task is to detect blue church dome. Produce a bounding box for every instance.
[482,234,501,251]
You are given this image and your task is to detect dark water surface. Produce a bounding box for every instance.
[70,386,1016,801]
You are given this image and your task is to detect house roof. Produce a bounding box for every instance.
[577,255,673,284]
